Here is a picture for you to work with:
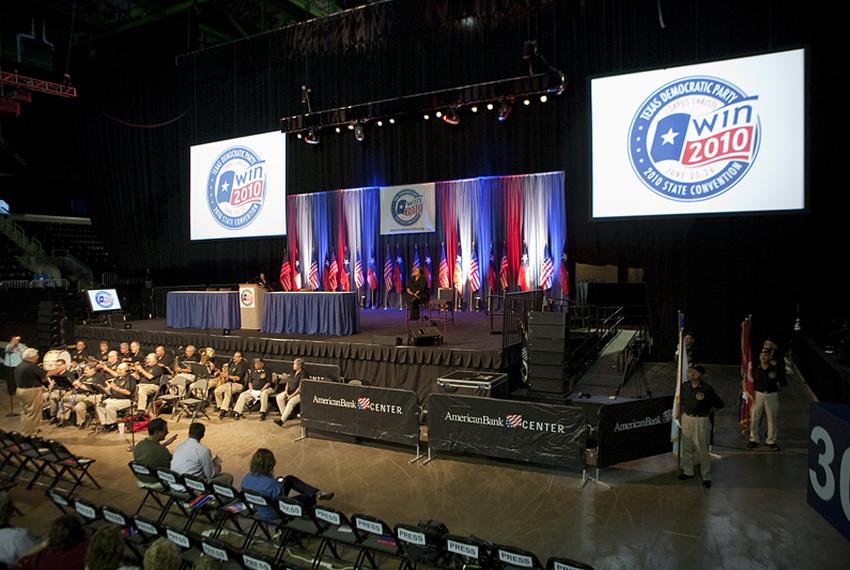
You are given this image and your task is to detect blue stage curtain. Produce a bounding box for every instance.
[312,192,332,289]
[359,188,380,306]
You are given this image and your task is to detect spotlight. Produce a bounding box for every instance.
[354,122,365,142]
[441,107,460,126]
[540,94,548,103]
[424,114,430,120]
[435,111,443,118]
[486,102,494,111]
[389,118,395,124]
[523,98,530,106]
[304,128,320,145]
[497,100,512,122]
[296,133,303,139]
[377,120,383,127]
[348,123,355,130]
[471,105,478,113]
[335,127,341,133]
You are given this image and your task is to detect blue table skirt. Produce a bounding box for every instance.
[261,292,360,336]
[166,292,241,329]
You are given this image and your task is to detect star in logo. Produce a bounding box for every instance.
[660,127,679,145]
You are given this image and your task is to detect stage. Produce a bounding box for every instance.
[76,308,517,401]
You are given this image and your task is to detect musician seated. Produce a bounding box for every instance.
[70,339,90,370]
[170,345,198,396]
[56,362,107,429]
[97,340,111,362]
[154,345,173,369]
[134,353,165,412]
[45,359,72,422]
[273,358,304,428]
[188,349,219,397]
[128,340,145,364]
[405,266,430,320]
[232,358,273,420]
[96,363,136,431]
[98,350,121,378]
[117,342,133,363]
[214,352,247,418]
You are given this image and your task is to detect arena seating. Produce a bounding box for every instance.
[14,216,117,276]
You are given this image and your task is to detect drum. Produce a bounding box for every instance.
[43,349,72,371]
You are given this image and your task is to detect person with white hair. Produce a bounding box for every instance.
[96,362,136,431]
[14,347,65,435]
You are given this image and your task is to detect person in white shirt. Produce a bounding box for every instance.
[169,422,233,485]
[0,491,40,567]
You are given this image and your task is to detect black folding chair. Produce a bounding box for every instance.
[154,468,193,526]
[128,461,169,516]
[46,488,74,514]
[311,506,363,570]
[240,489,278,551]
[165,525,203,568]
[74,497,109,533]
[546,556,596,570]
[133,514,163,542]
[36,439,100,494]
[102,504,152,563]
[199,536,244,570]
[5,432,48,485]
[242,550,278,570]
[394,522,449,570]
[272,496,324,565]
[209,482,249,542]
[351,513,403,569]
[443,534,496,570]
[494,544,544,570]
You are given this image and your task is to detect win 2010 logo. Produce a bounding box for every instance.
[628,76,761,202]
[390,188,424,227]
[94,290,114,309]
[207,146,266,229]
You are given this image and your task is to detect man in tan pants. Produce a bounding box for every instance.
[14,348,63,435]
[678,365,724,488]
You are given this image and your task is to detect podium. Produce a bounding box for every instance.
[238,284,266,330]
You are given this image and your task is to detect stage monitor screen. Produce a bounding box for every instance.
[190,130,287,240]
[591,48,805,219]
[87,289,122,312]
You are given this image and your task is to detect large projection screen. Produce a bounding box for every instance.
[190,131,286,240]
[591,49,805,219]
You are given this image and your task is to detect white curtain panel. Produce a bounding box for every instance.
[454,179,477,284]
[294,194,314,287]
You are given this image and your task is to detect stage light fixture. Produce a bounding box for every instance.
[471,105,478,113]
[435,111,443,118]
[348,123,355,130]
[354,122,365,142]
[441,107,460,126]
[424,114,430,120]
[497,100,512,122]
[335,126,341,133]
[523,98,531,106]
[377,120,383,127]
[296,133,303,139]
[486,102,494,111]
[304,128,320,145]
[540,94,548,103]
[389,118,395,124]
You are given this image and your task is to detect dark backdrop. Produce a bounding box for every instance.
[5,0,845,362]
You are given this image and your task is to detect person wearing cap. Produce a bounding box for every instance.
[678,365,724,488]
[747,347,787,451]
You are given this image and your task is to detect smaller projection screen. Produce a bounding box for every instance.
[87,289,122,312]
[190,131,286,240]
[591,48,805,219]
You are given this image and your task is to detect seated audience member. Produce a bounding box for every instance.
[85,525,138,570]
[240,448,333,522]
[231,358,272,420]
[97,340,111,361]
[0,491,40,567]
[169,345,199,396]
[171,422,233,485]
[274,358,304,428]
[214,352,247,419]
[133,418,177,483]
[56,362,106,429]
[45,358,73,423]
[133,353,164,412]
[96,363,136,431]
[192,556,222,570]
[17,513,89,570]
[142,538,180,570]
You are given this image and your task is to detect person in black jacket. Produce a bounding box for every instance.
[747,348,787,451]
[678,365,724,488]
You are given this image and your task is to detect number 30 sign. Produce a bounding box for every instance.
[808,402,850,540]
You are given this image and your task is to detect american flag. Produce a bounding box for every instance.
[393,244,404,294]
[279,254,292,291]
[368,255,378,291]
[454,242,464,294]
[412,244,421,273]
[558,240,570,296]
[328,248,339,291]
[499,246,509,291]
[340,247,351,292]
[356,397,371,410]
[517,242,530,292]
[539,243,554,290]
[438,242,450,289]
[487,243,497,293]
[468,242,480,292]
[293,259,302,290]
[309,253,320,290]
[423,244,433,288]
[504,414,523,428]
[354,251,365,289]
[322,253,331,291]
[383,245,393,291]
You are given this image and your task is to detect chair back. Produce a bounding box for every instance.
[437,288,455,302]
[546,557,595,570]
[133,515,161,538]
[101,505,130,528]
[165,526,194,550]
[46,488,73,513]
[494,544,543,570]
[74,498,100,523]
[242,551,277,570]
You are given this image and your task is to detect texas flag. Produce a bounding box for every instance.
[650,113,689,163]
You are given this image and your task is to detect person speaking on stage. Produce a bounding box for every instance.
[405,266,429,320]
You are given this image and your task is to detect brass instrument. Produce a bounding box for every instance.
[199,347,216,365]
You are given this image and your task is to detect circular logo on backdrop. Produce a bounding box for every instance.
[390,189,424,227]
[628,75,761,202]
[240,289,254,307]
[207,146,266,229]
[94,290,114,309]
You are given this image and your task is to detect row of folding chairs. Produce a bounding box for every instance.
[0,428,100,494]
[127,461,595,570]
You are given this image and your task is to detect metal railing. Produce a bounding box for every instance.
[502,290,545,349]
[0,279,70,289]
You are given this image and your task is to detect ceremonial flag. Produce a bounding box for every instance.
[309,252,321,291]
[468,242,481,292]
[423,244,433,288]
[487,243,497,293]
[279,254,292,292]
[454,242,464,294]
[354,250,365,289]
[322,253,331,291]
[393,243,404,294]
[517,242,530,292]
[328,248,339,291]
[539,243,554,290]
[499,244,509,291]
[368,254,378,291]
[438,242,450,289]
[740,316,755,435]
[383,245,393,291]
[293,259,302,290]
[413,244,421,273]
[340,247,351,292]
[672,311,688,456]
[558,240,570,296]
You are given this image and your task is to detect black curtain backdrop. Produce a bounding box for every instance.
[53,0,846,363]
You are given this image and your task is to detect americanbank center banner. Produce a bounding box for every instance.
[380,183,436,235]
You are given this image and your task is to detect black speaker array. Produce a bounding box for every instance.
[527,311,569,393]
